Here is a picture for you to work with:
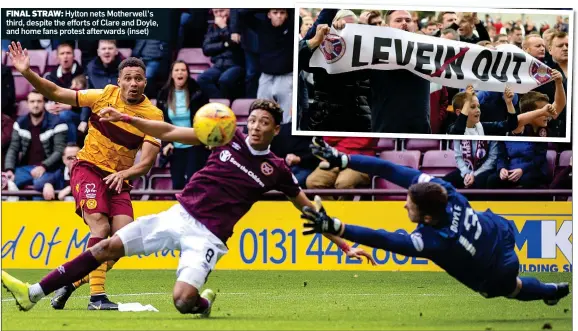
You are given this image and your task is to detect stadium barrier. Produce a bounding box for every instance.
[1,200,571,273]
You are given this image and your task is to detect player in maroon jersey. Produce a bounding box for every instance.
[2,99,375,316]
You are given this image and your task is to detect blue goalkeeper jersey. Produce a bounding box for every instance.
[343,155,516,292]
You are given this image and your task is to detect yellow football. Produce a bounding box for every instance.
[193,102,237,147]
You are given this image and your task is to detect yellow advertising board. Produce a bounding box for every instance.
[0,201,572,272]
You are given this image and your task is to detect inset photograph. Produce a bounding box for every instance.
[294,7,572,142]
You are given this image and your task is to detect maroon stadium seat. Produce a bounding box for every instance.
[375,138,396,152]
[177,48,212,76]
[546,150,557,178]
[17,100,30,116]
[150,167,170,176]
[558,150,571,167]
[46,48,83,73]
[131,175,147,190]
[149,174,174,200]
[209,98,231,108]
[231,99,255,124]
[7,49,47,75]
[373,151,420,201]
[14,74,33,102]
[404,139,441,153]
[421,150,456,177]
[117,48,132,59]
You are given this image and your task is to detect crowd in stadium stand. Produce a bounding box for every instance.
[0,8,571,202]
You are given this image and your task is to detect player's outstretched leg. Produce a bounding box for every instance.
[511,277,570,305]
[51,260,117,310]
[173,281,216,317]
[1,236,125,312]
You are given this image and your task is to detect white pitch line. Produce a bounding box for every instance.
[1,291,474,302]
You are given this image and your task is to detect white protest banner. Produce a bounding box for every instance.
[309,24,554,93]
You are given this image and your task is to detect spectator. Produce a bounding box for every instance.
[359,10,383,26]
[156,60,211,189]
[270,119,318,187]
[299,9,371,132]
[449,85,517,135]
[547,31,569,137]
[43,42,86,144]
[300,16,314,37]
[493,17,503,35]
[511,78,565,138]
[423,21,439,35]
[2,65,16,118]
[440,28,459,41]
[2,113,14,170]
[487,25,497,40]
[86,40,122,89]
[524,19,538,35]
[493,34,509,46]
[454,13,490,44]
[487,141,548,189]
[541,28,557,67]
[522,34,546,62]
[229,9,262,98]
[306,137,374,200]
[370,10,431,133]
[44,43,84,88]
[554,16,569,32]
[449,85,551,136]
[443,140,498,189]
[41,143,79,201]
[198,9,245,101]
[238,9,295,123]
[3,90,67,193]
[508,26,523,48]
[528,34,567,138]
[436,11,458,30]
[132,40,171,97]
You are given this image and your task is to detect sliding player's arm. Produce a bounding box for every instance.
[8,42,77,105]
[99,107,201,145]
[301,206,437,258]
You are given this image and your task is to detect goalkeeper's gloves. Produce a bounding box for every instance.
[301,205,343,236]
[310,137,349,170]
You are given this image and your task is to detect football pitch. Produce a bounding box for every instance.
[1,269,572,330]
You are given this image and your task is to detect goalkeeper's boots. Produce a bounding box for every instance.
[543,283,570,306]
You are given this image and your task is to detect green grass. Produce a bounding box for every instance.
[1,270,572,330]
